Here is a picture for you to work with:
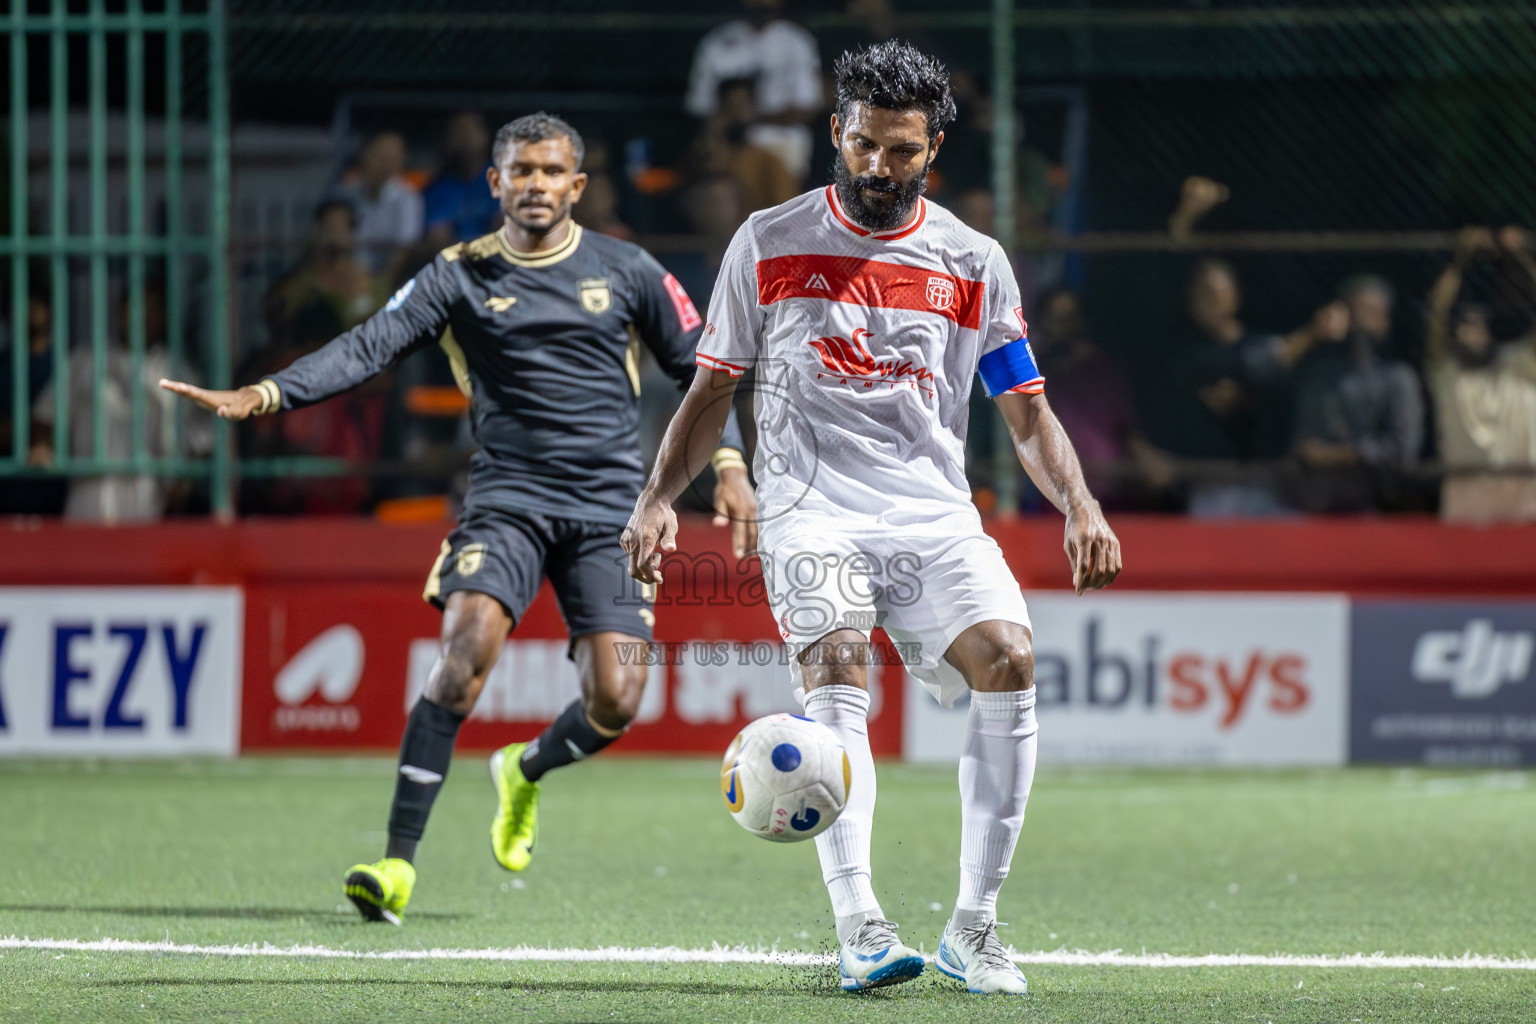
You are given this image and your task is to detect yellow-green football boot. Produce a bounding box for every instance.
[490,742,540,871]
[343,857,415,925]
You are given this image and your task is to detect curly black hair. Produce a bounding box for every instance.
[833,40,957,142]
[493,111,585,169]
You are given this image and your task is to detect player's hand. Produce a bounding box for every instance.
[712,465,758,561]
[622,493,678,585]
[159,379,264,420]
[1064,501,1121,595]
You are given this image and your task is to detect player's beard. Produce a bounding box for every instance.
[832,155,929,233]
[508,198,572,238]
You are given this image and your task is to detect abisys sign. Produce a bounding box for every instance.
[904,593,1349,766]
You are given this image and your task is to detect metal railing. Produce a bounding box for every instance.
[6,1,1534,520]
[4,0,231,512]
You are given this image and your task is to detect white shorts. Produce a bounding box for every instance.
[760,515,1032,708]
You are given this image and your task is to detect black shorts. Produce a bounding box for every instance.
[424,505,655,647]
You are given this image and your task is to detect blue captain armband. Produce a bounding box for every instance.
[977,337,1046,397]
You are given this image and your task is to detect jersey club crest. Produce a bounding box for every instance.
[456,543,486,577]
[578,278,612,315]
[926,276,955,310]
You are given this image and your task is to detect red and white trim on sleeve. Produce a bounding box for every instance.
[697,352,746,378]
[1006,377,1046,395]
[826,186,927,242]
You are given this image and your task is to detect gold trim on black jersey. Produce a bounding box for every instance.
[439,329,473,398]
[624,324,642,397]
[496,222,583,267]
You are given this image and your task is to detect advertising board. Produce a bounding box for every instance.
[904,593,1350,765]
[1350,600,1536,766]
[0,588,242,756]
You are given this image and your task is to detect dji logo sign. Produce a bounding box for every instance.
[1410,620,1533,699]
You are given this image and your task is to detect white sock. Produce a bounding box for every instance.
[804,684,882,943]
[952,687,1038,931]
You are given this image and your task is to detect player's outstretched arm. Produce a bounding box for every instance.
[996,391,1122,594]
[624,365,745,583]
[158,379,267,420]
[163,259,456,421]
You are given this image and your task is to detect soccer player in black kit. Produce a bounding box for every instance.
[162,113,756,924]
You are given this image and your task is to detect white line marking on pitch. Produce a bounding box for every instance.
[3,937,1534,970]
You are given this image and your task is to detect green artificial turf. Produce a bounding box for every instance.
[1,757,1533,1022]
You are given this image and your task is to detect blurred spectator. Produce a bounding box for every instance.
[0,285,55,455]
[0,284,66,513]
[1153,258,1341,515]
[1339,273,1402,362]
[1026,287,1170,508]
[941,72,1056,225]
[686,0,823,184]
[1424,227,1536,522]
[682,173,747,271]
[32,282,211,523]
[671,79,800,307]
[1291,274,1426,512]
[571,141,633,241]
[421,112,500,247]
[266,201,381,351]
[330,130,423,284]
[688,78,801,214]
[246,201,389,515]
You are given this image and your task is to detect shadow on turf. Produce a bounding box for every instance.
[0,904,464,922]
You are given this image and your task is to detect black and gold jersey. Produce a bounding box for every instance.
[265,225,741,524]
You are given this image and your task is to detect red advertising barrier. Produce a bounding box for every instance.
[235,520,905,755]
[3,514,1533,755]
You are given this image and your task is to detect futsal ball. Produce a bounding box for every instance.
[720,713,851,842]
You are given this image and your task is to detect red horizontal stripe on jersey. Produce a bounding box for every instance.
[756,254,984,330]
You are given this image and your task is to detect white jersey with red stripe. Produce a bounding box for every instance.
[697,185,1043,533]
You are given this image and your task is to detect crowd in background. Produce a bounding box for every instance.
[4,0,1535,524]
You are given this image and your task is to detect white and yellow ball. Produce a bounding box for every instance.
[719,713,851,842]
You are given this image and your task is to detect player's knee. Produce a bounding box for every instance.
[973,641,1033,693]
[427,619,502,713]
[425,651,480,713]
[798,630,869,691]
[586,664,646,732]
[812,659,867,690]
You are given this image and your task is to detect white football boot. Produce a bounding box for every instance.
[837,917,925,991]
[935,920,1028,995]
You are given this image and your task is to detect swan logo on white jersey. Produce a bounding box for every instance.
[808,328,936,397]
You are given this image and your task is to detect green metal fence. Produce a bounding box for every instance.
[4,0,230,512]
[8,2,1536,517]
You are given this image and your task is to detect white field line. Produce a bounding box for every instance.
[3,937,1535,971]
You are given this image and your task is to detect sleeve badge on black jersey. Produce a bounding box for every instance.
[456,543,487,577]
[578,278,612,315]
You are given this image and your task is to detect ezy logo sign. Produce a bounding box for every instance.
[0,588,242,757]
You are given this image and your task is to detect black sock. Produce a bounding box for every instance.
[385,698,465,862]
[519,700,620,783]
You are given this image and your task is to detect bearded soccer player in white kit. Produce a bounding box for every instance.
[625,40,1122,996]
